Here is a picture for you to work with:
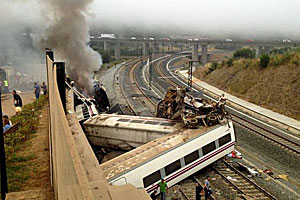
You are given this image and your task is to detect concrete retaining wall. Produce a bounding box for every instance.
[47,54,150,199]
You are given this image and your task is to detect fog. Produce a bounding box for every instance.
[89,0,300,39]
[1,0,299,90]
[0,1,45,83]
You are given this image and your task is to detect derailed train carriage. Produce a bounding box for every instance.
[73,83,235,194]
[101,120,235,194]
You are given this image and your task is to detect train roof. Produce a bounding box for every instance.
[100,124,217,181]
[84,114,182,133]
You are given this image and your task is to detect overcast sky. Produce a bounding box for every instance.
[1,0,300,39]
[89,0,300,39]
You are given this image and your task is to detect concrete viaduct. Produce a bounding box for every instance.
[91,38,300,64]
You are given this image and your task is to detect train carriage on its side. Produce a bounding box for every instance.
[100,120,235,194]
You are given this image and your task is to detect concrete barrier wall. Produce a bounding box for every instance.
[47,54,150,200]
[47,56,95,199]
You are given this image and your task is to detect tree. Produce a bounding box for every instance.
[100,51,112,64]
[233,48,255,59]
[260,54,270,68]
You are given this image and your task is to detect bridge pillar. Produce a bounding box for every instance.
[104,41,107,51]
[192,43,199,61]
[256,46,263,57]
[201,44,208,65]
[143,42,149,56]
[154,43,159,54]
[114,42,120,61]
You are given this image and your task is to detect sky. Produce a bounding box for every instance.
[88,0,300,39]
[1,0,300,39]
[0,0,299,89]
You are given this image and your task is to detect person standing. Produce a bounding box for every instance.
[204,176,213,200]
[196,182,203,200]
[34,82,40,99]
[41,81,47,95]
[3,79,8,93]
[13,90,22,108]
[158,179,168,200]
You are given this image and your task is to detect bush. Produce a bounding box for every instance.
[260,54,270,68]
[226,58,234,66]
[100,51,112,64]
[206,62,218,74]
[6,95,48,154]
[233,48,256,59]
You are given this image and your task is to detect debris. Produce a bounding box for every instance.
[263,169,280,179]
[227,150,242,159]
[247,168,259,176]
[156,87,230,128]
[278,174,288,181]
[226,176,237,181]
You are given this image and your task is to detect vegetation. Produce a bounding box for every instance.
[260,54,270,68]
[4,95,48,192]
[233,48,256,59]
[207,62,218,74]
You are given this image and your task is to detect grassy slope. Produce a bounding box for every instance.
[194,51,300,120]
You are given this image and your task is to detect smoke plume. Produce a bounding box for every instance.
[40,0,102,93]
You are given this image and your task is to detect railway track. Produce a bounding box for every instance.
[213,159,277,200]
[154,55,300,156]
[233,115,300,155]
[179,176,215,200]
[118,57,157,116]
[118,55,296,199]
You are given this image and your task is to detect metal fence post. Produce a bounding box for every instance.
[54,62,66,114]
[0,93,8,200]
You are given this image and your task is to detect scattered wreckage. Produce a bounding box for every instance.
[156,87,229,128]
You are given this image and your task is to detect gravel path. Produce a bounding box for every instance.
[2,91,36,117]
[235,125,300,200]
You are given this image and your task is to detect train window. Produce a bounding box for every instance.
[117,118,131,122]
[165,160,181,176]
[131,120,144,123]
[184,150,200,166]
[145,121,160,125]
[159,122,176,127]
[143,170,161,188]
[218,134,231,147]
[202,141,216,156]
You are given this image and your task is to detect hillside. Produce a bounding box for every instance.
[194,49,300,120]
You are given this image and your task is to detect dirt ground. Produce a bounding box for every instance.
[2,92,36,117]
[6,107,54,200]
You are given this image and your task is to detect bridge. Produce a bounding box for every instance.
[91,37,300,63]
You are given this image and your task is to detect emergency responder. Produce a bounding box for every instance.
[3,80,8,93]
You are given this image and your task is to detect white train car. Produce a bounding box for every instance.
[100,121,235,194]
[84,114,181,150]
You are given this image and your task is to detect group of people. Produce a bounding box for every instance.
[150,176,213,200]
[34,81,47,99]
[2,81,48,133]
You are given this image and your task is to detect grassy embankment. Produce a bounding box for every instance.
[194,49,300,120]
[3,95,48,192]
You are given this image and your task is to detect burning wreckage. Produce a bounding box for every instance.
[156,87,229,128]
